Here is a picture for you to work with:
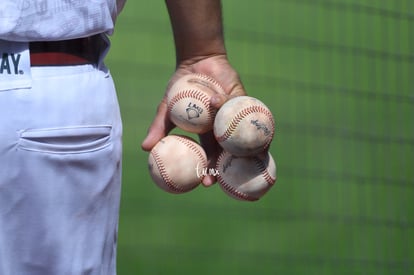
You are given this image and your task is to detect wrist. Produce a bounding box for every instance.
[175,38,226,66]
[165,0,226,66]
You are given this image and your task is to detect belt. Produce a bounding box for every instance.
[29,36,101,66]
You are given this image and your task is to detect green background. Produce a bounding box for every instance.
[106,0,413,274]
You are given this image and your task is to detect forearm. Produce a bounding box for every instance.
[165,0,226,65]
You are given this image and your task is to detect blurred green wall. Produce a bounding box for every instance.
[106,1,414,274]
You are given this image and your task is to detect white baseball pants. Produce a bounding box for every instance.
[0,55,122,274]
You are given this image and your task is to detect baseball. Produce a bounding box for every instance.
[214,96,275,157]
[148,135,208,194]
[216,151,277,201]
[167,73,224,134]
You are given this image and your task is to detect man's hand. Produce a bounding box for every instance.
[141,54,246,186]
[142,0,246,186]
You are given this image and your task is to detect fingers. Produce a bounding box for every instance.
[204,81,246,185]
[142,55,247,188]
[198,130,223,187]
[211,85,246,109]
[141,98,175,152]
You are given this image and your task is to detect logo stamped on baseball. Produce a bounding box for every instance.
[216,151,277,201]
[250,119,272,136]
[186,102,204,119]
[167,73,225,134]
[214,96,275,157]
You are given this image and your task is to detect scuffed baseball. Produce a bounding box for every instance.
[148,135,207,194]
[216,151,277,201]
[167,73,224,134]
[214,96,275,157]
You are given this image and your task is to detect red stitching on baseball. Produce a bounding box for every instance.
[151,149,185,193]
[254,156,276,185]
[192,73,224,93]
[175,136,207,182]
[216,152,259,201]
[216,105,275,150]
[217,174,258,201]
[168,89,215,123]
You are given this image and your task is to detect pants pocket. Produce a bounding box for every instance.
[18,125,112,154]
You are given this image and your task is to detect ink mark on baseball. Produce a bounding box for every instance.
[213,96,275,156]
[221,154,234,174]
[215,105,274,142]
[186,102,203,119]
[251,119,272,136]
[167,73,225,133]
[216,151,277,201]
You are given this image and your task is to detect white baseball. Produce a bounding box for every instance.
[214,96,275,157]
[148,135,207,194]
[216,151,277,201]
[167,73,224,134]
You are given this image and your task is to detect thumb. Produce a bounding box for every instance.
[141,99,175,151]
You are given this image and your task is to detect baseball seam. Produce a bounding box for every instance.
[193,73,224,94]
[175,136,207,182]
[151,149,185,193]
[216,153,258,201]
[218,177,259,201]
[217,153,275,201]
[168,89,215,123]
[254,157,276,185]
[217,175,258,201]
[216,105,275,150]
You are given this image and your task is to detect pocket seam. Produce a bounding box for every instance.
[18,125,112,154]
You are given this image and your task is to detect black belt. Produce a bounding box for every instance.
[29,35,102,66]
